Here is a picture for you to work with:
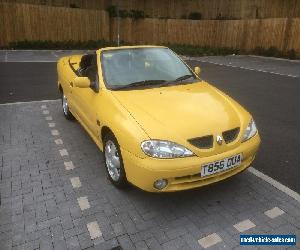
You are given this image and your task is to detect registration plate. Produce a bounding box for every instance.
[201,153,243,177]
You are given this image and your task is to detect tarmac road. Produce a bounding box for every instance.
[0,62,58,103]
[0,58,299,194]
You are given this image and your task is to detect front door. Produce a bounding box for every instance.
[72,64,100,138]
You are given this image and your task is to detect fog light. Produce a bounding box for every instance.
[153,179,168,190]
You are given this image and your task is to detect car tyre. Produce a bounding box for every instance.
[61,92,74,120]
[103,132,128,188]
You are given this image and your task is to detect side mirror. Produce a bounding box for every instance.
[73,76,90,88]
[194,66,201,76]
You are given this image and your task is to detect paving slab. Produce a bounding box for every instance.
[0,101,299,249]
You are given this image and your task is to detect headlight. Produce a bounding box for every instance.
[141,140,194,158]
[242,119,257,142]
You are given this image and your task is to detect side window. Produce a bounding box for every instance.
[78,54,96,77]
[78,53,99,92]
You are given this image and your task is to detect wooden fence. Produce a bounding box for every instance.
[1,3,300,54]
[111,0,300,20]
[1,0,300,19]
[110,17,300,53]
[0,0,108,10]
[0,3,109,46]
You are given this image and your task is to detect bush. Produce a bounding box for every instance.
[253,46,280,57]
[129,10,145,19]
[106,5,145,19]
[69,3,79,8]
[265,46,281,57]
[214,13,239,20]
[8,40,117,50]
[252,47,265,55]
[106,5,118,17]
[286,49,297,60]
[118,9,129,18]
[167,44,239,57]
[251,46,299,60]
[215,13,227,20]
[188,12,202,20]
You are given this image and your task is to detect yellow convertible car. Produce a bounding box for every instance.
[57,45,260,192]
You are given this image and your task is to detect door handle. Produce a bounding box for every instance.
[70,82,73,87]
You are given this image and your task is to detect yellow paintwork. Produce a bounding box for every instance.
[57,45,261,192]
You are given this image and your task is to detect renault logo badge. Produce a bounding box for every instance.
[216,135,223,145]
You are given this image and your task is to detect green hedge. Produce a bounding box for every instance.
[188,12,202,20]
[168,44,240,56]
[106,5,146,19]
[5,40,299,60]
[252,46,298,60]
[8,40,116,50]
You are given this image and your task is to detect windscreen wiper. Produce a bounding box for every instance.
[174,74,195,82]
[157,74,196,87]
[113,80,167,90]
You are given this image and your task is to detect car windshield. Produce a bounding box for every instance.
[101,47,196,89]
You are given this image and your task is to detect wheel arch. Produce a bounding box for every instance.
[58,84,63,93]
[101,126,114,143]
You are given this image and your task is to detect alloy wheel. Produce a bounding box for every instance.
[105,140,121,181]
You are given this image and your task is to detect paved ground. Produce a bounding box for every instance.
[1,101,299,250]
[0,51,300,249]
[0,62,58,103]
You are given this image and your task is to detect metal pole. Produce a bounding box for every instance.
[117,2,120,46]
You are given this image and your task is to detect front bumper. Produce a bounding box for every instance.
[122,134,261,192]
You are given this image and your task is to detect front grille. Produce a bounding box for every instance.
[188,127,240,149]
[222,127,240,144]
[188,135,213,149]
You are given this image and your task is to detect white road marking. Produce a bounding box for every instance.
[48,122,55,128]
[45,116,53,121]
[51,130,59,136]
[41,104,47,109]
[59,149,68,156]
[198,233,222,248]
[42,110,49,115]
[55,139,63,145]
[248,54,300,63]
[87,221,102,240]
[64,161,74,170]
[264,207,285,219]
[70,177,82,188]
[51,51,59,58]
[233,219,256,232]
[190,59,299,78]
[77,196,90,210]
[248,167,300,203]
[0,99,60,106]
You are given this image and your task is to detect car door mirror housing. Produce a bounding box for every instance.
[73,76,90,88]
[194,66,201,76]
